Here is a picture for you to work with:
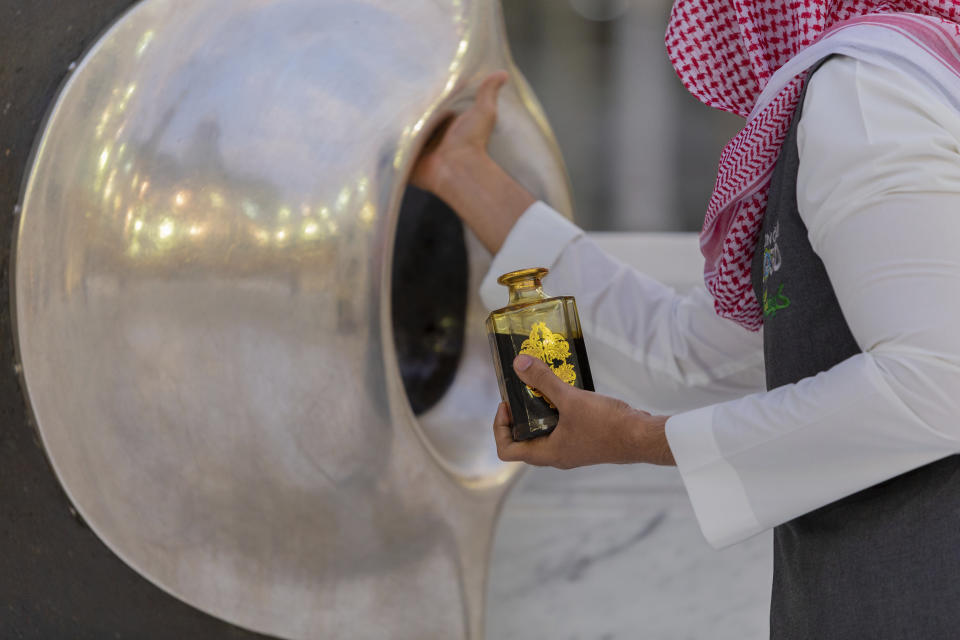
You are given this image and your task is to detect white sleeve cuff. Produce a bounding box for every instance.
[479,201,584,311]
[665,406,764,548]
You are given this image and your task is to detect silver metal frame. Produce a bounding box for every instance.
[13,1,574,638]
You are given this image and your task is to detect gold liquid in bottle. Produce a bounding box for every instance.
[485,267,594,441]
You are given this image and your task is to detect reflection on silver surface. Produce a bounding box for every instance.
[14,1,573,639]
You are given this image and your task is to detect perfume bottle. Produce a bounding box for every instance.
[486,267,594,441]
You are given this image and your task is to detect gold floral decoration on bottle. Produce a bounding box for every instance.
[519,322,577,402]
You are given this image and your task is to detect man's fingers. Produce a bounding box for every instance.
[493,401,555,464]
[476,70,509,116]
[513,355,571,409]
[419,114,453,155]
[493,402,520,461]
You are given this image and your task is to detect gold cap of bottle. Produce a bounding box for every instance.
[496,267,548,287]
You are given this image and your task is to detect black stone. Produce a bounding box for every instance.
[391,186,468,416]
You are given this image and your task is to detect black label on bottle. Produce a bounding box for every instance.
[493,331,594,441]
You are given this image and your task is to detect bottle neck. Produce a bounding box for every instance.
[508,278,546,305]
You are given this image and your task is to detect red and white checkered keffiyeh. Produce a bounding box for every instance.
[666,2,960,330]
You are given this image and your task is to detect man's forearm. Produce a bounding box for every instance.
[431,152,535,254]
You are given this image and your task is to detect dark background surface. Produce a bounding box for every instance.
[0,1,275,637]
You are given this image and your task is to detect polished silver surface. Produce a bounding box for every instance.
[14,1,573,639]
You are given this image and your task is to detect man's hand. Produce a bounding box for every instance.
[409,71,534,254]
[411,71,508,196]
[494,354,675,469]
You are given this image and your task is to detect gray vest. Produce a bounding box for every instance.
[751,60,960,639]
